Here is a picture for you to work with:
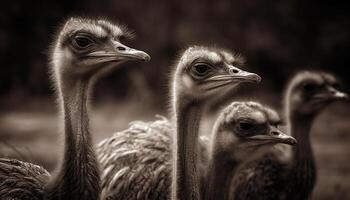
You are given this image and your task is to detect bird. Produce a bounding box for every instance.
[230,71,348,200]
[96,46,262,200]
[204,101,297,200]
[0,17,150,200]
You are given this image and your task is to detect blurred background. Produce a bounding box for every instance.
[0,0,349,199]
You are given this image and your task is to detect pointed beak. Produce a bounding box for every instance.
[247,128,297,146]
[201,66,261,92]
[229,68,261,84]
[117,46,151,62]
[329,87,348,100]
[313,87,349,102]
[270,132,298,146]
[87,44,151,62]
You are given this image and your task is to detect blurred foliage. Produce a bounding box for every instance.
[0,0,349,106]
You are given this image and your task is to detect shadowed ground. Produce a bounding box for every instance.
[0,99,349,200]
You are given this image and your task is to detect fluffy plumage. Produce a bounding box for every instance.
[98,116,172,200]
[0,158,50,200]
[97,116,217,200]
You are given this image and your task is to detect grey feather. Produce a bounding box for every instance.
[97,116,208,200]
[0,158,50,200]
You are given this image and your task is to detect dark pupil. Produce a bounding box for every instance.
[240,122,253,130]
[195,64,209,74]
[303,83,317,92]
[75,37,91,48]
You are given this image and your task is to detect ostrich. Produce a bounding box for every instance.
[231,71,348,200]
[96,46,261,200]
[204,101,297,200]
[0,17,150,200]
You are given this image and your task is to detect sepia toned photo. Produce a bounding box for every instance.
[0,1,349,199]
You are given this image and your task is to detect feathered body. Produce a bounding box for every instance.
[98,117,173,200]
[0,158,50,200]
[97,116,218,200]
[231,149,294,200]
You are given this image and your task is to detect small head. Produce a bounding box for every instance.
[173,46,261,102]
[51,17,150,77]
[285,71,348,116]
[212,101,296,162]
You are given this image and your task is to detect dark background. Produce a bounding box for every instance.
[1,0,349,103]
[0,0,350,199]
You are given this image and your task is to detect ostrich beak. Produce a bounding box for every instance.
[203,70,261,92]
[115,45,151,62]
[205,69,261,87]
[248,128,297,146]
[313,86,349,101]
[328,87,348,100]
[87,43,151,62]
[229,68,261,84]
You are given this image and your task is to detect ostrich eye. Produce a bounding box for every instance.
[303,83,318,92]
[239,122,253,131]
[191,63,212,77]
[73,35,93,48]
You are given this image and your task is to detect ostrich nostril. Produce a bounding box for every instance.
[271,131,280,136]
[230,68,239,74]
[117,46,126,51]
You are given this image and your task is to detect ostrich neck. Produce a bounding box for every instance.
[47,76,100,200]
[206,150,237,200]
[288,113,316,198]
[172,99,202,200]
[289,114,315,166]
[290,114,313,147]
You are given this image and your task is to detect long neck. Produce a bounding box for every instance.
[206,149,237,200]
[172,98,202,200]
[288,111,317,199]
[46,76,100,200]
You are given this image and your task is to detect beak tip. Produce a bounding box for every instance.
[333,92,349,101]
[291,139,298,146]
[143,54,151,62]
[285,138,298,146]
[343,93,349,100]
[246,73,262,84]
[255,75,262,83]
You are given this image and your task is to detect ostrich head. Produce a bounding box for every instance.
[51,17,150,83]
[212,101,297,162]
[285,71,348,117]
[172,46,261,103]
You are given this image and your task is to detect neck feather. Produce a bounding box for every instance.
[46,75,100,200]
[287,112,317,199]
[206,148,237,200]
[172,97,202,200]
[289,113,315,164]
